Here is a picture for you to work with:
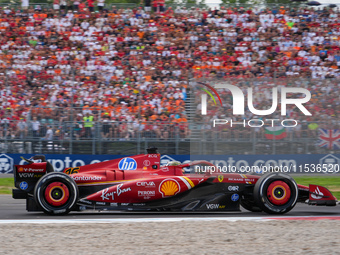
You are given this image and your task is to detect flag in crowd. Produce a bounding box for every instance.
[317,129,340,150]
[264,127,287,140]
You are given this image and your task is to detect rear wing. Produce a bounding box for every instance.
[13,155,54,197]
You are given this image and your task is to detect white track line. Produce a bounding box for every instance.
[0,217,271,224]
[1,215,340,224]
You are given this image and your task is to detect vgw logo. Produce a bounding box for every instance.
[200,83,312,116]
[0,154,14,174]
[118,157,137,170]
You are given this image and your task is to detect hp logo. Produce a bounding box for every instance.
[231,194,239,202]
[20,181,28,190]
[118,158,137,170]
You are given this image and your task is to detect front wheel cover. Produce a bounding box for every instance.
[34,172,78,215]
[253,173,298,214]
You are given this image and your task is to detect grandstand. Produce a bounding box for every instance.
[0,4,339,155]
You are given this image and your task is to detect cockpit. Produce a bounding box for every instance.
[166,160,215,176]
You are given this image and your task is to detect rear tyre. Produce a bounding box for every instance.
[34,172,78,215]
[253,173,298,214]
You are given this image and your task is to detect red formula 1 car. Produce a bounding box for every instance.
[12,149,338,215]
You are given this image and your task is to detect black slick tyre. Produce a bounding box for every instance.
[34,172,78,215]
[253,173,298,214]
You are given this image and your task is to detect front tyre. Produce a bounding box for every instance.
[253,173,298,214]
[34,172,78,215]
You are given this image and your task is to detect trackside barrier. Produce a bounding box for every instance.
[1,153,340,174]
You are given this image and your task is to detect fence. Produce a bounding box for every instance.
[0,118,334,155]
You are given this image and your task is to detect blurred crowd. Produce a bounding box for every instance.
[0,4,339,140]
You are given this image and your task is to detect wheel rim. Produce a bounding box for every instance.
[267,181,291,205]
[44,182,70,206]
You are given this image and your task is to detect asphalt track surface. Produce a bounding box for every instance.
[1,195,339,220]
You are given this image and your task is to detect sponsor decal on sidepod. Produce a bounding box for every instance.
[136,181,156,187]
[159,179,180,197]
[101,184,131,201]
[72,176,102,181]
[138,190,156,199]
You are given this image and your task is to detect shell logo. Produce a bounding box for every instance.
[18,167,24,172]
[159,179,180,197]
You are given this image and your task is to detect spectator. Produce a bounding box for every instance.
[101,114,111,139]
[119,121,128,140]
[308,121,319,137]
[158,0,165,12]
[73,0,80,11]
[44,126,54,141]
[30,117,41,138]
[67,0,73,12]
[40,123,48,139]
[60,0,67,11]
[16,118,28,139]
[87,0,94,12]
[110,120,120,139]
[142,0,151,12]
[83,113,94,138]
[152,0,158,13]
[53,0,60,11]
[73,115,83,140]
[21,0,29,10]
[97,0,105,12]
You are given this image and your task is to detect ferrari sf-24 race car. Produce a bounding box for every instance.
[12,149,338,215]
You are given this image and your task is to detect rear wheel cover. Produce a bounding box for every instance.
[44,182,70,207]
[267,181,291,206]
[254,173,298,214]
[34,173,78,215]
